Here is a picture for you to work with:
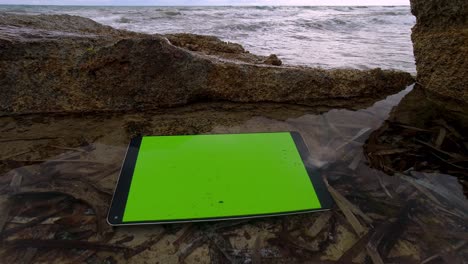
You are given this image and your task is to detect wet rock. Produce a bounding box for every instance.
[166,33,246,54]
[410,0,468,101]
[263,54,282,66]
[0,14,414,114]
[0,13,136,37]
[166,33,269,64]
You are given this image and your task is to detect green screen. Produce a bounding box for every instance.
[123,132,321,222]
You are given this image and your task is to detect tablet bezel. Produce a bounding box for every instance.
[107,132,333,226]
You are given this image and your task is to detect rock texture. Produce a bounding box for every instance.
[410,0,468,101]
[0,14,414,114]
[165,33,273,64]
[263,54,282,66]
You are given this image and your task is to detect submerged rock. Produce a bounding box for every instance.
[0,14,414,114]
[410,0,468,101]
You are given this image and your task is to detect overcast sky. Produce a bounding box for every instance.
[0,0,410,6]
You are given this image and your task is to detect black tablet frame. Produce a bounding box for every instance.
[107,131,333,226]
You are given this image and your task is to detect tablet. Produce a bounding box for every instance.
[108,132,333,225]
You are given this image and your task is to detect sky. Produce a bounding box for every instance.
[0,0,410,6]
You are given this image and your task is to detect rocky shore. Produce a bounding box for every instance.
[0,14,414,114]
[410,0,468,101]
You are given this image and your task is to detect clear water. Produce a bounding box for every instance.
[0,5,416,73]
[1,86,467,262]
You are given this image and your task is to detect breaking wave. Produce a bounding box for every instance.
[0,5,416,73]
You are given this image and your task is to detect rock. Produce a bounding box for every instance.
[410,0,468,101]
[165,33,268,64]
[0,13,136,37]
[0,14,414,114]
[263,54,282,66]
[166,33,246,54]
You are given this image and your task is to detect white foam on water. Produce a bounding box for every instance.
[0,5,416,73]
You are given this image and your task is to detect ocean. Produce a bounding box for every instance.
[0,5,416,73]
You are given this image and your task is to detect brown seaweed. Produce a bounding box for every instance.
[3,239,130,253]
[0,91,467,263]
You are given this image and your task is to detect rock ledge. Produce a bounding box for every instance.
[0,14,414,114]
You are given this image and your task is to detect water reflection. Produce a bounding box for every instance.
[365,88,468,197]
[212,86,412,169]
[0,85,467,263]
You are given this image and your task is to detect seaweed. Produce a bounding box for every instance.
[3,239,130,253]
[125,229,166,259]
[1,97,467,263]
[364,118,468,196]
[179,236,208,263]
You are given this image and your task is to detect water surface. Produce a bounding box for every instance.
[0,5,416,73]
[1,86,466,262]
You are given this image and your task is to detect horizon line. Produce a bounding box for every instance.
[0,4,410,7]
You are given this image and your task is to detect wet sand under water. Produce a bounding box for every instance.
[0,85,467,263]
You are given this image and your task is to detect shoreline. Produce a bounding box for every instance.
[0,13,414,115]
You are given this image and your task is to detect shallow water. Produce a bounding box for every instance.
[1,85,467,263]
[0,5,416,73]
